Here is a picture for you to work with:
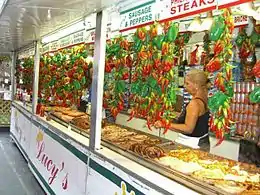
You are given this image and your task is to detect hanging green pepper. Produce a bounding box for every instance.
[250,30,259,45]
[210,16,225,41]
[110,44,120,55]
[225,83,234,98]
[73,80,81,90]
[168,87,177,103]
[141,85,149,98]
[64,84,71,91]
[153,35,164,50]
[208,92,228,112]
[49,78,56,87]
[134,39,142,52]
[147,76,157,88]
[81,77,86,85]
[166,23,178,42]
[235,33,246,47]
[249,87,260,103]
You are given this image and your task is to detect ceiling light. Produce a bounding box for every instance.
[188,16,202,32]
[47,9,51,20]
[201,11,213,31]
[42,20,85,44]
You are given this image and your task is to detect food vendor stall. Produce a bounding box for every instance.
[5,0,260,194]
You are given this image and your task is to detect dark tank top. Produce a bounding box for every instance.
[177,98,210,137]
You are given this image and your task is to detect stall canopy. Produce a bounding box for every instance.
[0,0,117,53]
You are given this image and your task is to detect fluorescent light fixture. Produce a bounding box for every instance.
[0,0,6,11]
[201,11,213,31]
[42,21,85,44]
[47,9,51,20]
[188,16,202,32]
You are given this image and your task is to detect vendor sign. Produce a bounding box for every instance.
[159,0,253,22]
[120,0,156,31]
[234,15,249,27]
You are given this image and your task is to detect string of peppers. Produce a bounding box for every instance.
[206,9,235,146]
[15,57,34,95]
[39,44,91,107]
[128,22,180,133]
[103,37,132,118]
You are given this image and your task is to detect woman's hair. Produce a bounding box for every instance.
[186,69,211,89]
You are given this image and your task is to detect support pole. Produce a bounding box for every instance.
[32,41,40,114]
[89,10,108,151]
[10,52,17,101]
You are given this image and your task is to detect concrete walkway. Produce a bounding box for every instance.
[0,131,45,195]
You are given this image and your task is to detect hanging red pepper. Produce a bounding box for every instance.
[162,119,171,134]
[122,72,129,80]
[206,58,222,73]
[137,28,146,41]
[127,110,136,121]
[117,101,124,111]
[125,55,133,68]
[252,60,260,78]
[138,51,148,60]
[153,58,161,70]
[226,68,232,81]
[162,42,169,55]
[214,41,224,56]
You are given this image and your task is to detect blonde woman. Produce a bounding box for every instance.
[155,69,211,151]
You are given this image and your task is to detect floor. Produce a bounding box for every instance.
[0,129,45,195]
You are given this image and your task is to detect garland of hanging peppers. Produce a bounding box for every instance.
[15,57,34,95]
[129,22,180,133]
[249,61,260,103]
[39,44,91,107]
[103,37,132,118]
[235,27,258,60]
[206,9,235,146]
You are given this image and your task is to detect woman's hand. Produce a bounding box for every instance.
[154,121,163,128]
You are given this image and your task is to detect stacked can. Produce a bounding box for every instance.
[231,81,260,142]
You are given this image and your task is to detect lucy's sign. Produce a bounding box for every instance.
[36,132,68,190]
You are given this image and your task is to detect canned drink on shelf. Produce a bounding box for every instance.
[253,104,259,114]
[251,115,258,126]
[241,82,245,93]
[243,104,248,115]
[234,113,239,122]
[236,123,243,135]
[236,93,241,103]
[248,104,253,115]
[242,114,247,125]
[249,82,254,92]
[236,82,241,93]
[245,82,250,93]
[241,93,245,104]
[233,83,237,93]
[232,93,237,103]
[239,113,244,124]
[241,83,245,93]
[242,103,246,114]
[235,103,240,113]
[231,103,236,112]
[247,114,252,125]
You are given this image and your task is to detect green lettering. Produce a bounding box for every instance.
[129,13,132,20]
[137,9,141,16]
[149,13,152,20]
[148,6,151,13]
[129,19,134,26]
